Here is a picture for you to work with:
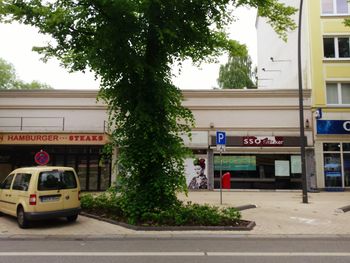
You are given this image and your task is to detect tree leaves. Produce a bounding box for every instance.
[0,0,296,221]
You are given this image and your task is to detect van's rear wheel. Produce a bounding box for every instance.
[67,214,78,222]
[17,207,29,228]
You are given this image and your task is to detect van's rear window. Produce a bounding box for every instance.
[38,171,77,191]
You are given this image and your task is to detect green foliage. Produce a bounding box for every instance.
[345,18,350,27]
[217,44,256,89]
[0,57,52,89]
[81,187,124,218]
[0,0,296,222]
[81,193,241,226]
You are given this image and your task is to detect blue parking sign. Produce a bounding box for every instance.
[216,131,226,145]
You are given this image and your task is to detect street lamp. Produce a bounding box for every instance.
[297,0,308,203]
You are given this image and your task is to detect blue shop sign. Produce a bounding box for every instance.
[317,120,350,134]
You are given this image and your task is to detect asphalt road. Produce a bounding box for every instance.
[0,237,350,263]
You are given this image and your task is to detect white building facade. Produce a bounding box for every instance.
[0,89,313,190]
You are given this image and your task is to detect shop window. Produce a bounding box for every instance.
[213,154,301,189]
[323,37,350,58]
[323,143,341,151]
[326,83,350,105]
[322,0,349,14]
[88,156,99,191]
[343,143,350,151]
[343,153,350,187]
[324,153,342,187]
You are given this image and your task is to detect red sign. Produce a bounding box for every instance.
[34,150,50,165]
[243,136,284,146]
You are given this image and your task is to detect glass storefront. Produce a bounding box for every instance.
[323,142,350,188]
[0,145,111,191]
[213,154,302,189]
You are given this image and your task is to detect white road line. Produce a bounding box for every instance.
[0,252,349,257]
[0,252,204,257]
[207,252,350,257]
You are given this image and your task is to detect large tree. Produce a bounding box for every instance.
[0,0,296,222]
[0,57,52,89]
[217,44,256,89]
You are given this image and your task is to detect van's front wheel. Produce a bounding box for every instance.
[17,207,29,228]
[67,214,78,222]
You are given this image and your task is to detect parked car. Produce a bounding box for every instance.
[0,166,81,228]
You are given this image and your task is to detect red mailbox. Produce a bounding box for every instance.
[222,172,231,189]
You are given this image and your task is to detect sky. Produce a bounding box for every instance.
[0,7,257,90]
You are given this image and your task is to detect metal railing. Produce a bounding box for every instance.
[0,117,65,131]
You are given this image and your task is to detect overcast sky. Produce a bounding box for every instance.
[0,7,257,90]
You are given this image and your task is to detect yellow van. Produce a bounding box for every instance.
[0,166,81,228]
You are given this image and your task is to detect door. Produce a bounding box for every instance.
[0,174,15,214]
[60,170,80,210]
[36,170,64,212]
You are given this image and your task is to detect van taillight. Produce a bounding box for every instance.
[29,194,37,205]
[78,191,81,200]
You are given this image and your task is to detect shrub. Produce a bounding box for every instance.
[81,190,241,226]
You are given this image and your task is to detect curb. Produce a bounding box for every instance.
[235,204,257,211]
[336,205,350,213]
[80,212,256,231]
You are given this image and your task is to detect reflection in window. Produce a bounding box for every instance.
[323,38,335,58]
[323,37,350,59]
[326,83,338,104]
[341,84,350,104]
[343,153,350,187]
[322,0,349,14]
[343,143,350,151]
[322,0,333,14]
[338,38,350,58]
[337,0,349,13]
[89,157,99,191]
[323,143,341,152]
[326,83,350,105]
[324,153,342,187]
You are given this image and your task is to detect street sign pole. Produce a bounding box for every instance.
[220,146,223,205]
[216,131,226,206]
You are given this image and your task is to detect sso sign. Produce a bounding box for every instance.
[317,120,350,134]
[216,131,226,145]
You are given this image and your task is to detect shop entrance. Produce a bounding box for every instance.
[0,145,111,191]
[323,142,350,189]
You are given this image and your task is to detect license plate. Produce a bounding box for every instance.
[41,196,60,202]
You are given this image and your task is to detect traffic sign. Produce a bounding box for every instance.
[34,150,50,165]
[216,144,226,152]
[216,131,226,145]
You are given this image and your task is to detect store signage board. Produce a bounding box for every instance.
[243,136,284,146]
[317,120,350,134]
[0,133,108,145]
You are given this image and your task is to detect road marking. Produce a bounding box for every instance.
[207,252,350,257]
[0,252,349,257]
[0,252,204,257]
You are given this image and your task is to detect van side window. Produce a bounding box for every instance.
[1,174,15,189]
[12,173,32,191]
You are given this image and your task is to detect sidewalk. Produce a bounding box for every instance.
[0,191,349,238]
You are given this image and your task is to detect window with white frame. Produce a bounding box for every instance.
[323,37,350,58]
[326,83,350,104]
[322,0,350,15]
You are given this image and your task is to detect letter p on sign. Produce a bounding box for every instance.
[216,131,226,145]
